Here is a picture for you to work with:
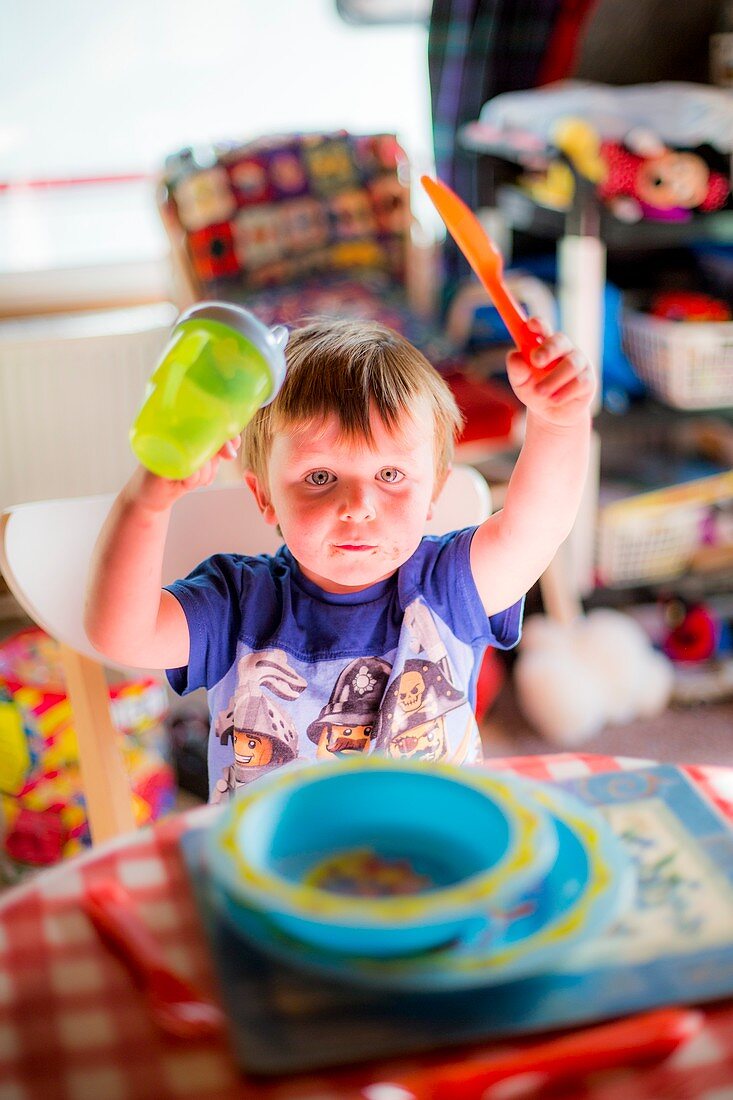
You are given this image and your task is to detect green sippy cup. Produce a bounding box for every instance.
[130,302,288,481]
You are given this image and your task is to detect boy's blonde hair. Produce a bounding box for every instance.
[242,319,464,488]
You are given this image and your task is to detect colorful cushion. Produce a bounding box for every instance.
[164,131,411,293]
[0,628,175,873]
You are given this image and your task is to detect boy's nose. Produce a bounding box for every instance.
[338,485,376,522]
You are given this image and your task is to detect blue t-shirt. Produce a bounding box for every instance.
[166,527,523,801]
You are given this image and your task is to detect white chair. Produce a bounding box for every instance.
[0,304,177,513]
[0,467,491,844]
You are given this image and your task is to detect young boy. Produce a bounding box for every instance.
[85,317,594,801]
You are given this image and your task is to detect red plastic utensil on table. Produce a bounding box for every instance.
[421,174,550,370]
[83,879,226,1041]
[363,1006,703,1100]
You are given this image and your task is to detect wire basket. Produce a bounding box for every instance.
[596,471,733,587]
[622,308,733,410]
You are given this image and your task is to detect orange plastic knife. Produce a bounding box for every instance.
[83,879,226,1041]
[422,174,546,367]
[363,1005,703,1100]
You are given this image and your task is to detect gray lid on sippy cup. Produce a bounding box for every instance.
[178,301,288,405]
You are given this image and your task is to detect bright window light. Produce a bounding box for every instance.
[1,0,433,306]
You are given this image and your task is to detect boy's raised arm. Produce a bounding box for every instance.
[470,323,595,617]
[84,439,240,670]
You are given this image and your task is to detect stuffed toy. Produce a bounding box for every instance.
[597,130,730,223]
[518,117,606,211]
[518,120,730,223]
[514,608,674,746]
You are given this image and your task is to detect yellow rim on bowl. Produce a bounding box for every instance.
[211,759,551,926]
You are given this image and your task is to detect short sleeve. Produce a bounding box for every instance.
[164,554,246,695]
[402,528,524,650]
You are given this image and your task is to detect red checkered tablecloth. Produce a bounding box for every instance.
[2,753,733,1100]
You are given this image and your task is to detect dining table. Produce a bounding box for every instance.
[3,750,733,1100]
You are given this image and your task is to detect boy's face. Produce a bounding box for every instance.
[246,403,440,594]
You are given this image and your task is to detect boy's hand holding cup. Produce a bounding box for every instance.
[129,302,288,501]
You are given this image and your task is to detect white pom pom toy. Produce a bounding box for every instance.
[514,608,674,746]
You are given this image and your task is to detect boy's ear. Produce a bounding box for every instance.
[243,471,278,526]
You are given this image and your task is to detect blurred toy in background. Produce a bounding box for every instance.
[597,132,730,224]
[469,81,733,224]
[518,126,730,224]
[506,113,730,227]
[519,117,607,211]
[633,594,733,706]
[662,600,722,663]
[0,628,175,881]
[513,609,674,746]
[649,291,732,323]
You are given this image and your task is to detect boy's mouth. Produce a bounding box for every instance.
[334,544,376,552]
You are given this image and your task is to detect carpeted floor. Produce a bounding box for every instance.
[482,676,733,768]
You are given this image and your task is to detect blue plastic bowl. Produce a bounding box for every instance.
[206,759,557,958]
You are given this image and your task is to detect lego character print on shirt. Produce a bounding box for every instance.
[212,650,306,803]
[376,656,468,763]
[210,596,481,800]
[306,657,392,759]
[374,597,477,765]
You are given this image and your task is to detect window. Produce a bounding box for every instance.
[1,0,433,312]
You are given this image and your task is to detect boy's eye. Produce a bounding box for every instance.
[305,470,335,486]
[378,467,404,483]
